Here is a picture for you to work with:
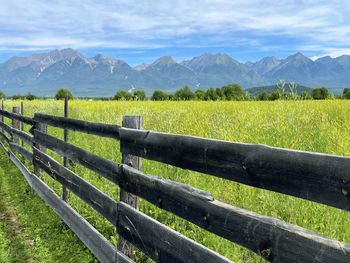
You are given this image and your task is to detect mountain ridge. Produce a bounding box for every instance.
[0,49,349,96]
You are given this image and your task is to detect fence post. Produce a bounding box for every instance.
[12,107,20,144]
[1,100,3,123]
[21,102,25,162]
[0,100,3,138]
[62,93,69,201]
[118,115,143,259]
[33,113,47,178]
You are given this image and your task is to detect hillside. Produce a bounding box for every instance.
[245,83,313,97]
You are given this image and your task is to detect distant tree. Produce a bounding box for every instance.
[26,93,37,100]
[11,94,24,100]
[55,88,73,100]
[344,88,350,99]
[175,85,194,100]
[312,87,328,100]
[215,87,224,100]
[194,89,206,100]
[0,90,5,99]
[205,88,218,100]
[151,90,168,101]
[114,90,132,100]
[268,90,281,101]
[257,91,268,101]
[222,84,244,100]
[133,90,146,100]
[300,91,312,100]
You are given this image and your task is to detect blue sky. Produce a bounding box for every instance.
[1,0,350,66]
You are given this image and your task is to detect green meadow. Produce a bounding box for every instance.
[1,99,350,262]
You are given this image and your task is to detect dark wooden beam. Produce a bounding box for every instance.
[34,113,120,139]
[119,128,350,211]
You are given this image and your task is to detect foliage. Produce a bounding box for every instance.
[194,89,206,100]
[175,85,194,100]
[312,87,329,100]
[133,90,146,101]
[215,88,224,100]
[11,94,24,100]
[55,88,73,100]
[268,90,281,101]
[205,88,218,100]
[0,90,5,100]
[246,82,313,98]
[300,91,312,100]
[288,82,298,100]
[221,84,244,100]
[25,93,37,100]
[343,88,350,99]
[257,91,268,101]
[151,90,169,101]
[114,90,132,100]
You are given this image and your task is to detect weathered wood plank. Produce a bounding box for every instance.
[9,143,33,162]
[34,113,120,139]
[0,131,10,144]
[10,127,33,146]
[0,122,33,146]
[31,128,350,262]
[117,202,233,263]
[0,109,34,125]
[11,107,20,144]
[33,119,47,178]
[119,128,350,211]
[63,93,69,201]
[33,129,120,184]
[119,116,142,259]
[4,149,133,263]
[0,121,11,134]
[119,164,350,262]
[33,148,118,225]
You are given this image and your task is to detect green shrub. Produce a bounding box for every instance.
[151,90,169,101]
[55,89,73,100]
[113,90,132,100]
[133,90,146,100]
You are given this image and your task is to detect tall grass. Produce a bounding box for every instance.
[3,99,350,262]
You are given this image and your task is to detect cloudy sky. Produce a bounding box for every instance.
[0,0,350,65]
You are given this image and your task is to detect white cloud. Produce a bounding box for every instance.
[310,48,350,60]
[0,0,349,55]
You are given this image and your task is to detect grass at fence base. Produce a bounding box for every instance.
[2,99,350,263]
[0,150,97,262]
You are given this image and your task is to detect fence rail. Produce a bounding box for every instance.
[0,102,349,263]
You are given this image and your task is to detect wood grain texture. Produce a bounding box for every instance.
[0,109,34,125]
[33,129,121,184]
[118,165,350,262]
[34,113,120,139]
[63,93,69,202]
[33,148,118,225]
[119,128,350,211]
[117,202,233,263]
[9,143,33,162]
[10,127,33,146]
[119,116,142,259]
[11,107,20,144]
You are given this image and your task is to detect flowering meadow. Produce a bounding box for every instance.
[3,99,350,262]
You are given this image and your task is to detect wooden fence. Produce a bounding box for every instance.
[0,100,350,263]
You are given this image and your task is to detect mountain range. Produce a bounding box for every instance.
[0,48,349,97]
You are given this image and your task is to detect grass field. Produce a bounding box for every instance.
[1,99,350,262]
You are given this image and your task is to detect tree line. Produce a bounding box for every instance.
[2,84,350,101]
